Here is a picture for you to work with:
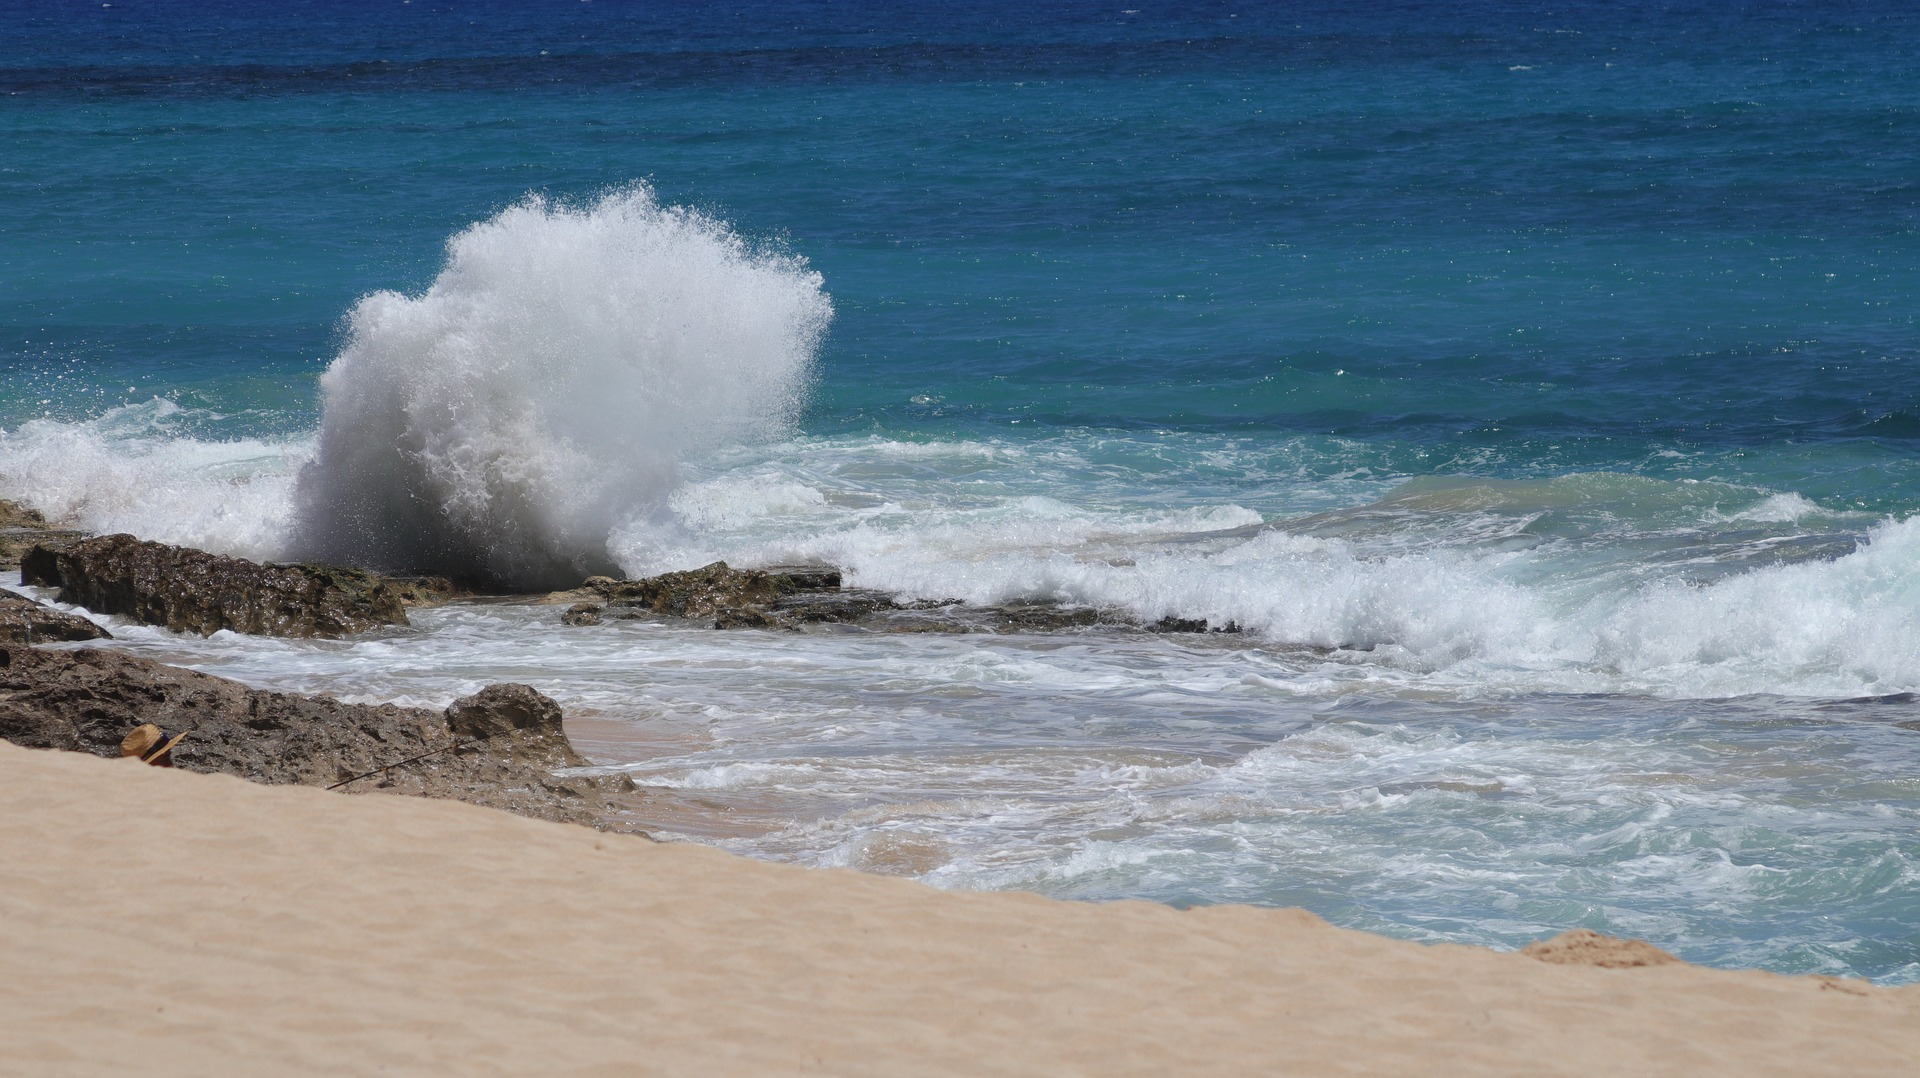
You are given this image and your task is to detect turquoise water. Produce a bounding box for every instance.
[4,1,1919,981]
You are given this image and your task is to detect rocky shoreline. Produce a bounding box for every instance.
[22,533,413,639]
[0,495,1240,832]
[1,500,1906,1016]
[0,499,639,828]
[0,642,637,829]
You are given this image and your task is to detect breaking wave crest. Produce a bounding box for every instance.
[289,185,832,588]
[0,404,1915,697]
[0,399,305,559]
[613,455,1920,699]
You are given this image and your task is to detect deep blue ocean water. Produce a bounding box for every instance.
[5,0,1920,982]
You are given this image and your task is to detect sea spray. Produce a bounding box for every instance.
[290,186,832,589]
[0,400,305,559]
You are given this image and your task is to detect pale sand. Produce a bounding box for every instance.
[2,741,1915,1076]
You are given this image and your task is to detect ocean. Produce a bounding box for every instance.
[4,0,1918,982]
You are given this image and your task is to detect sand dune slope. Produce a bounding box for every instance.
[0,741,1913,1076]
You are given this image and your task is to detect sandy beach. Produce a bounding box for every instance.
[2,739,1915,1076]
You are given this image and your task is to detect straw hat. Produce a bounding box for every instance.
[119,724,186,766]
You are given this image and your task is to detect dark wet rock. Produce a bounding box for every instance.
[20,534,409,639]
[0,499,85,572]
[0,592,111,644]
[446,682,566,741]
[986,602,1108,632]
[848,611,976,634]
[0,643,633,829]
[554,562,875,630]
[710,605,785,630]
[550,561,1227,636]
[550,562,1254,638]
[560,602,604,626]
[1149,615,1241,634]
[379,574,465,608]
[749,588,900,629]
[437,684,605,802]
[582,561,847,625]
[760,565,844,591]
[854,599,1125,634]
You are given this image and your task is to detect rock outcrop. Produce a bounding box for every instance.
[0,592,110,644]
[0,644,634,828]
[446,682,565,740]
[379,575,467,609]
[551,561,1237,635]
[550,562,908,630]
[21,534,409,638]
[0,498,85,571]
[579,562,848,622]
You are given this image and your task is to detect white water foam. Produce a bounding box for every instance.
[0,182,1908,702]
[1,396,1912,699]
[290,185,832,588]
[0,399,306,559]
[601,449,1920,699]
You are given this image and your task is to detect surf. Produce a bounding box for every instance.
[289,185,833,589]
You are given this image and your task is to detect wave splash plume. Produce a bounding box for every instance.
[291,186,832,589]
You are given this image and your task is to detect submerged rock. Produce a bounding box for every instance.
[0,592,111,644]
[0,499,85,572]
[0,644,632,828]
[21,534,409,638]
[1149,615,1240,634]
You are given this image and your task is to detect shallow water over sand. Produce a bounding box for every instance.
[36,587,1918,986]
